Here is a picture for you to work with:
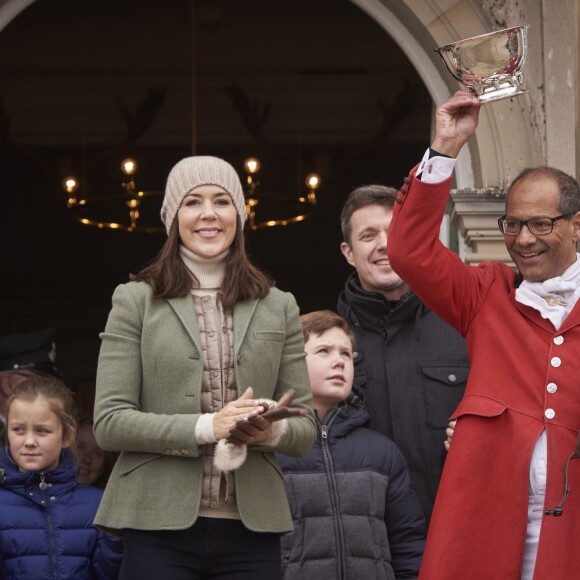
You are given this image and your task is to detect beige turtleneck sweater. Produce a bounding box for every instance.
[180,245,240,520]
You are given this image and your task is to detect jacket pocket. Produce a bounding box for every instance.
[254,330,285,342]
[420,361,469,429]
[242,333,285,389]
[452,394,507,420]
[117,452,165,476]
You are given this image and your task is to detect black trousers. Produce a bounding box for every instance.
[120,517,282,580]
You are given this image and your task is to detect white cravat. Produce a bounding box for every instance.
[516,254,580,329]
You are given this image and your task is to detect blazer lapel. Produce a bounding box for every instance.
[510,287,559,332]
[559,299,580,331]
[167,295,202,354]
[233,298,259,352]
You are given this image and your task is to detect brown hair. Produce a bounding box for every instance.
[6,376,78,457]
[507,166,580,214]
[300,310,356,349]
[132,216,274,310]
[340,185,398,246]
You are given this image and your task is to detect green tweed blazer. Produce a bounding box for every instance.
[93,281,315,536]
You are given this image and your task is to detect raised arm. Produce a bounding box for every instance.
[387,91,490,334]
[430,91,480,158]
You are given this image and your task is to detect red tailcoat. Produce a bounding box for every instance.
[388,169,580,580]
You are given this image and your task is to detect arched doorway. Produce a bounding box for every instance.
[0,0,442,385]
[0,0,543,186]
[0,0,545,387]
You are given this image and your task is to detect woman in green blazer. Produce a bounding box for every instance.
[93,156,315,580]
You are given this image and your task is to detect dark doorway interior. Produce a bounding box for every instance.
[0,0,431,393]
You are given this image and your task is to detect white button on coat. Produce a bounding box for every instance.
[551,357,561,367]
[545,408,556,420]
[547,383,558,394]
[553,336,564,345]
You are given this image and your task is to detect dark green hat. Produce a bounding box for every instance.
[0,328,59,376]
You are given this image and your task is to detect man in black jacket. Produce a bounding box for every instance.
[337,184,469,523]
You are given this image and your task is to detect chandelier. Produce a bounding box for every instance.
[64,158,163,234]
[63,156,320,233]
[242,157,320,230]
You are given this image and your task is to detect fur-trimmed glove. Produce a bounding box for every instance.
[213,399,288,472]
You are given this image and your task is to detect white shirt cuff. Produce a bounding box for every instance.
[417,148,456,184]
[195,412,217,444]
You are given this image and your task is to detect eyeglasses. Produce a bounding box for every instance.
[497,212,575,236]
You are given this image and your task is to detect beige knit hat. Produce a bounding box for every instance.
[160,156,247,234]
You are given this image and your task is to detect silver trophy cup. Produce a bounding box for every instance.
[435,26,528,103]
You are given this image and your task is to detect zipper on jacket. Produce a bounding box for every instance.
[319,411,347,580]
[40,472,59,579]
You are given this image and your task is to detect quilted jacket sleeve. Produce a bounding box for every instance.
[92,531,123,580]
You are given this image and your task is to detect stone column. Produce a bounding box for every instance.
[447,189,513,266]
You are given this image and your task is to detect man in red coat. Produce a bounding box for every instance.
[388,90,580,579]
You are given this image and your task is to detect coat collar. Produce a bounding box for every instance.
[0,448,78,501]
[510,285,580,333]
[233,298,259,352]
[338,272,420,330]
[167,295,203,354]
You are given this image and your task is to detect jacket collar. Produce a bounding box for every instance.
[510,284,580,333]
[0,448,78,501]
[167,295,202,353]
[233,298,259,352]
[315,398,370,442]
[338,272,420,330]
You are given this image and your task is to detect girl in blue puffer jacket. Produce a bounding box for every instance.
[0,376,122,579]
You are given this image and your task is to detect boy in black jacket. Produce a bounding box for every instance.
[277,310,425,580]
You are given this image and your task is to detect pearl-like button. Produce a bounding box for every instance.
[547,383,558,394]
[448,374,457,383]
[551,357,561,367]
[545,408,556,420]
[553,336,564,345]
